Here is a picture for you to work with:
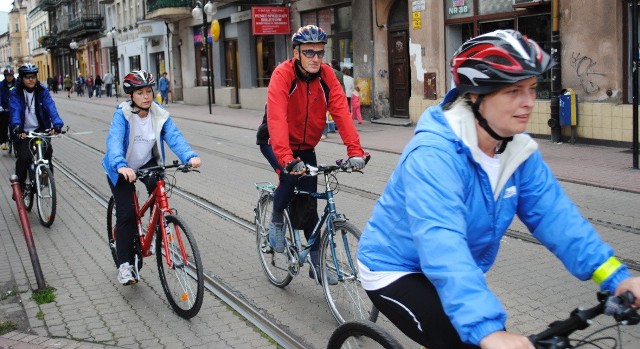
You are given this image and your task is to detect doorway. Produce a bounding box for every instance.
[388,29,410,118]
[224,39,239,104]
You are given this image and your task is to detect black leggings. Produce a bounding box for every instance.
[107,159,161,266]
[366,273,480,349]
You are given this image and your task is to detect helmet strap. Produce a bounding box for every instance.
[469,95,513,154]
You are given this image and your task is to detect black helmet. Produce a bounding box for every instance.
[18,63,38,77]
[291,25,327,47]
[450,29,554,95]
[3,68,14,76]
[122,70,155,94]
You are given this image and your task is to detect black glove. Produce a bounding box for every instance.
[285,158,305,173]
[12,126,24,135]
[52,127,62,134]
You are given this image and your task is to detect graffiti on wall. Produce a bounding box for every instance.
[570,52,605,94]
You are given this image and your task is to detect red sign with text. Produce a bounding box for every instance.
[252,7,290,35]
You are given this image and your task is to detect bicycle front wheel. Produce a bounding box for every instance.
[156,214,204,319]
[36,166,56,227]
[321,221,375,324]
[256,192,293,287]
[326,320,404,349]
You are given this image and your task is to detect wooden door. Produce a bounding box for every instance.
[388,30,410,118]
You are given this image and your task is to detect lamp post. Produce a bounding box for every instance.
[192,1,217,114]
[69,40,78,82]
[107,28,120,102]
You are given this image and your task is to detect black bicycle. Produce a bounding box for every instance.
[327,291,639,349]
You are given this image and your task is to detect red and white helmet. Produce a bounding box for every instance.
[450,29,554,95]
[122,70,155,94]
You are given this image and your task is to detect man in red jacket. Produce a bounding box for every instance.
[265,25,368,284]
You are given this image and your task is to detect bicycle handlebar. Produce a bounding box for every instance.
[529,291,639,347]
[135,161,195,179]
[305,153,372,176]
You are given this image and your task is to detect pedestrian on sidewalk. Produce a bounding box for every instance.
[357,29,640,349]
[158,72,169,106]
[102,70,201,285]
[63,75,73,98]
[261,25,369,284]
[104,72,114,97]
[95,75,103,98]
[342,67,354,110]
[351,85,362,124]
[86,75,94,98]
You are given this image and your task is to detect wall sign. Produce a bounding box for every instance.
[252,6,290,35]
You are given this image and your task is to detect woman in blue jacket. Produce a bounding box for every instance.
[10,63,64,188]
[357,30,640,349]
[102,70,201,286]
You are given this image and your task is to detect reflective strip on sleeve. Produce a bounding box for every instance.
[591,256,622,285]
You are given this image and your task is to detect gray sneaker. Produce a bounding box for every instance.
[268,222,286,253]
[117,262,137,286]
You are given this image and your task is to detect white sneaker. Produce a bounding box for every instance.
[117,262,137,285]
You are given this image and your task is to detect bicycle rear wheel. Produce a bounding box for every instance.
[321,221,375,324]
[156,214,204,319]
[106,196,144,270]
[36,166,56,227]
[256,192,293,287]
[326,320,404,349]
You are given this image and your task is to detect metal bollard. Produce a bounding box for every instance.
[10,175,46,290]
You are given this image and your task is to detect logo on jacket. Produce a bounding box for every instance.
[503,185,517,199]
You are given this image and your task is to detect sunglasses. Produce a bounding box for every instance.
[23,75,37,80]
[300,49,325,59]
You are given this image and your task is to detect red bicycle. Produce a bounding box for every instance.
[106,161,204,319]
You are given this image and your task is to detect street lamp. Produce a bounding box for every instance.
[193,1,217,114]
[69,40,78,81]
[107,27,120,101]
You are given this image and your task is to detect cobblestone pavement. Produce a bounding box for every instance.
[1,94,639,348]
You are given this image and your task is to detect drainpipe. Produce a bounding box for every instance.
[548,0,562,143]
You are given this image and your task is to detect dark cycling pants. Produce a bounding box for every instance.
[366,273,480,349]
[15,137,53,185]
[107,159,160,266]
[270,148,320,250]
[0,111,9,144]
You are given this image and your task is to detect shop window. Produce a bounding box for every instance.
[518,15,552,99]
[300,6,352,69]
[256,36,275,88]
[479,0,513,15]
[129,55,141,71]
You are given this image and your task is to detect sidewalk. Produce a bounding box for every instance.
[63,94,640,193]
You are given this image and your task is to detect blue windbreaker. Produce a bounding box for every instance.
[357,89,631,345]
[102,100,198,185]
[9,81,64,131]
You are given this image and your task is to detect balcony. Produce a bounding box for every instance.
[67,15,104,38]
[40,0,57,11]
[146,0,193,21]
[98,0,115,4]
[39,35,58,50]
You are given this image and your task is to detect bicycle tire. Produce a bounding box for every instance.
[156,214,204,319]
[326,320,404,349]
[106,197,119,268]
[256,192,293,288]
[321,221,375,324]
[36,166,56,227]
[23,180,34,212]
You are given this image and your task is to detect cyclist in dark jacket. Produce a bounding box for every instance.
[0,68,16,150]
[9,63,64,188]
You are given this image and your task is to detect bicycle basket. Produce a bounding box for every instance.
[288,194,317,230]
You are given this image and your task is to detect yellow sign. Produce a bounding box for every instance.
[412,11,421,20]
[413,19,422,29]
[210,20,221,42]
[355,78,371,106]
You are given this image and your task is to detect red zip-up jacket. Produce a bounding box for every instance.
[267,58,365,168]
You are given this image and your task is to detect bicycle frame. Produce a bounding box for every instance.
[290,171,355,282]
[132,177,188,269]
